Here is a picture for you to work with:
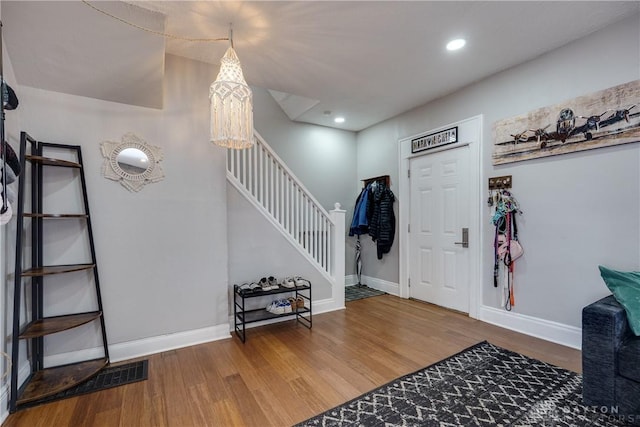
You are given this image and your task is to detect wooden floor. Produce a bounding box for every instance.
[3,295,581,427]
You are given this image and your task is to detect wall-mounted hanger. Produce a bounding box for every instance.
[488,175,512,191]
[362,174,390,188]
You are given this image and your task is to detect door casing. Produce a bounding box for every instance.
[398,115,483,319]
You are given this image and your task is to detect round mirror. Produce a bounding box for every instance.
[101,133,165,192]
[116,148,149,175]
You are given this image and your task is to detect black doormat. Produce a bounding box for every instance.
[21,360,148,410]
[345,285,386,302]
[295,341,638,426]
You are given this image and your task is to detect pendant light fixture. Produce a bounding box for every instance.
[209,26,255,150]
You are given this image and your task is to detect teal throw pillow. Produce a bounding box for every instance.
[599,265,640,336]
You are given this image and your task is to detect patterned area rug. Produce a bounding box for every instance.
[345,285,386,302]
[296,341,637,426]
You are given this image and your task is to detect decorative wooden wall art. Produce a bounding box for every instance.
[492,80,639,165]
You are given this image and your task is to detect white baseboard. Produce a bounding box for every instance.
[0,385,7,424]
[0,392,7,424]
[44,324,231,366]
[313,297,345,314]
[478,305,582,350]
[108,324,231,362]
[345,274,358,286]
[347,275,399,296]
[0,357,33,423]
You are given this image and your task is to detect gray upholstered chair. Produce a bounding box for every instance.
[582,295,640,420]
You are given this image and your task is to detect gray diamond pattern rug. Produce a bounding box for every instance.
[296,341,636,426]
[345,285,386,302]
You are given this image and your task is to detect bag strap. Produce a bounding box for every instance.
[503,212,512,266]
[493,219,501,287]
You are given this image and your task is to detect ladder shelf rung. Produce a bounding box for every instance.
[23,213,88,219]
[25,155,81,168]
[16,358,108,405]
[19,312,103,338]
[21,264,95,277]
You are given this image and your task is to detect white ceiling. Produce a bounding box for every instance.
[3,1,639,131]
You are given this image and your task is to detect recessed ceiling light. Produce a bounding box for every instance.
[334,117,345,123]
[446,38,466,51]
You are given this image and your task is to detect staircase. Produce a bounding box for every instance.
[226,131,345,309]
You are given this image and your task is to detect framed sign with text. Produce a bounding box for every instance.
[411,126,458,153]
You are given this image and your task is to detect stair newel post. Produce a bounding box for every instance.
[330,203,346,310]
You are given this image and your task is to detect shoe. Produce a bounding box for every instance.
[296,296,306,310]
[287,296,306,311]
[293,276,311,288]
[268,299,288,315]
[237,283,251,295]
[282,299,292,313]
[259,277,272,291]
[281,277,296,288]
[268,276,279,290]
[266,300,277,312]
[249,282,262,293]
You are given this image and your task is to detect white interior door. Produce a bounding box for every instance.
[409,145,470,312]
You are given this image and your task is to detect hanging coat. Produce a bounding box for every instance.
[349,184,371,236]
[368,185,395,259]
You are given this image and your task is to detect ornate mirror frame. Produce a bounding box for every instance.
[100,132,165,192]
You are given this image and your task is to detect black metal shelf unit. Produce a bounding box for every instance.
[233,283,312,343]
[9,132,109,412]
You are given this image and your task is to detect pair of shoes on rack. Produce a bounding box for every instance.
[294,276,311,288]
[259,276,279,291]
[281,277,296,288]
[287,296,306,310]
[238,282,261,295]
[281,276,311,289]
[266,299,292,314]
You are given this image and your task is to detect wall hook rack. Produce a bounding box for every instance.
[362,174,390,188]
[489,175,512,191]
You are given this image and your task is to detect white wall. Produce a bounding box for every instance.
[7,54,230,358]
[356,13,640,329]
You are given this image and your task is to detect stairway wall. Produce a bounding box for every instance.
[251,87,358,275]
[226,184,333,300]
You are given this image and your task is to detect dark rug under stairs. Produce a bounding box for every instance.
[345,285,386,302]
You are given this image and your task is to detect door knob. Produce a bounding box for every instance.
[454,228,469,248]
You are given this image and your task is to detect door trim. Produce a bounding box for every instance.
[398,115,483,319]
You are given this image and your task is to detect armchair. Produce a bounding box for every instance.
[582,295,640,419]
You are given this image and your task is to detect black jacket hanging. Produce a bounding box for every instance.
[368,184,395,259]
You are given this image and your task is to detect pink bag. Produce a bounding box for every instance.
[497,234,524,262]
[509,240,524,260]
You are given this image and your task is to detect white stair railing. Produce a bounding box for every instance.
[226,132,337,277]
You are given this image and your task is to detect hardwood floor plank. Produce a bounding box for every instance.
[2,295,582,427]
[223,373,269,426]
[91,408,121,427]
[118,380,153,427]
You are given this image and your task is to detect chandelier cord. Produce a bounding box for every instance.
[81,0,229,43]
